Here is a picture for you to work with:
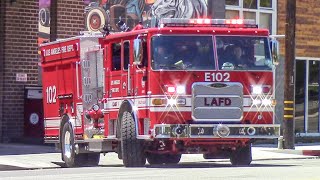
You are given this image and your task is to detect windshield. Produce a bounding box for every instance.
[216,36,272,70]
[151,36,215,70]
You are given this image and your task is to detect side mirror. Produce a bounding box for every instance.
[133,39,143,65]
[270,38,280,66]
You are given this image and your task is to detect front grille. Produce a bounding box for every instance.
[192,82,243,121]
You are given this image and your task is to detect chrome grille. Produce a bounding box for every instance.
[192,82,243,121]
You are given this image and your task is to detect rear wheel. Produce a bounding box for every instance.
[121,111,146,167]
[147,153,163,165]
[61,122,100,167]
[230,143,252,166]
[163,154,181,164]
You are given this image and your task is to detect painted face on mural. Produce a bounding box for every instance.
[151,0,208,19]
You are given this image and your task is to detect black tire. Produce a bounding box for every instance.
[61,122,100,167]
[163,154,181,164]
[147,154,181,165]
[230,143,252,166]
[147,153,164,165]
[121,111,146,167]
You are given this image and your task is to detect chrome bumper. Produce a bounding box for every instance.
[153,124,280,139]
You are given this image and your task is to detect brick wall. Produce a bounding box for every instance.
[277,0,286,56]
[0,0,84,142]
[0,0,85,142]
[278,0,320,58]
[295,0,320,58]
[0,1,5,141]
[1,0,39,142]
[55,0,85,40]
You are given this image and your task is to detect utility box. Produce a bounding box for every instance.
[24,86,44,138]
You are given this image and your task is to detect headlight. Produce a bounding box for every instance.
[167,86,176,93]
[167,98,177,106]
[176,86,185,94]
[252,99,262,105]
[166,85,186,94]
[262,99,272,106]
[252,85,263,95]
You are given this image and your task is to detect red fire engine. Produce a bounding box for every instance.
[40,18,281,167]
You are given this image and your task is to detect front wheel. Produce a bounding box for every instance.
[61,122,100,167]
[121,111,146,167]
[230,143,252,166]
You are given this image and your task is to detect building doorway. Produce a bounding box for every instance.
[295,59,320,136]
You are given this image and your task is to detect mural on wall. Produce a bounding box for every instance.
[38,0,51,45]
[84,0,208,32]
[152,0,207,19]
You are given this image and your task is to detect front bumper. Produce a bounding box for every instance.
[153,124,280,139]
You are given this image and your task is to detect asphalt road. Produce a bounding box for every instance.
[1,144,320,179]
[0,158,319,180]
[0,150,319,180]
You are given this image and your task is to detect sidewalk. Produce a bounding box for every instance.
[253,143,320,156]
[0,143,319,171]
[0,143,60,170]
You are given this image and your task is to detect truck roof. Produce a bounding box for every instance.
[40,32,103,47]
[101,26,269,42]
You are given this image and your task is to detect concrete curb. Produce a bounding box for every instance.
[273,149,320,156]
[255,143,320,156]
[266,149,320,156]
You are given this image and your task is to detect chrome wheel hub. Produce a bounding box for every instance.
[64,131,72,159]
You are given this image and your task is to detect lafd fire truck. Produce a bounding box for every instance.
[40,18,281,167]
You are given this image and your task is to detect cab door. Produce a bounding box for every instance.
[120,41,132,97]
[132,38,149,136]
[109,42,122,100]
[133,39,148,98]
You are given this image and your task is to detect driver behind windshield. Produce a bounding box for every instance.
[233,45,247,67]
[152,36,215,70]
[220,44,255,69]
[152,44,174,69]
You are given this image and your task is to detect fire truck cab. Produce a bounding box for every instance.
[40,18,280,167]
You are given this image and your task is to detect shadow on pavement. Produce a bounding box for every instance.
[51,162,66,168]
[145,162,297,169]
[0,143,56,155]
[53,162,124,168]
[0,162,297,171]
[0,165,35,171]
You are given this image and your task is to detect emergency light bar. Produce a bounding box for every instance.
[159,18,257,28]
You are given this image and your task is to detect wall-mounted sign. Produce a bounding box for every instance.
[29,113,40,125]
[16,73,28,82]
